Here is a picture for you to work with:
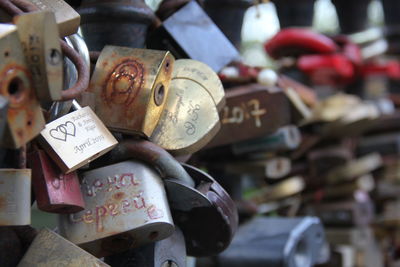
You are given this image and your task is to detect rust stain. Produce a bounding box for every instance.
[0,196,6,210]
[113,192,125,200]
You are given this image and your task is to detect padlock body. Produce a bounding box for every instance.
[89,46,174,137]
[39,106,118,173]
[0,25,45,148]
[28,150,85,213]
[58,161,174,257]
[0,169,31,225]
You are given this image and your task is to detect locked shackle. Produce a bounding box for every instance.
[115,139,195,188]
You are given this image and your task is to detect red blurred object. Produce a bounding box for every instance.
[264,28,338,59]
[362,61,400,80]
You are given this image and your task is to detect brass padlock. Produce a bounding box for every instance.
[13,11,63,104]
[0,169,31,226]
[17,228,110,267]
[58,160,175,257]
[89,46,174,138]
[0,24,45,148]
[39,100,118,173]
[24,0,81,37]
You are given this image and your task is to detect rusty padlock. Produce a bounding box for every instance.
[0,24,45,149]
[0,169,31,226]
[58,160,175,257]
[39,100,118,173]
[27,149,84,213]
[109,140,238,256]
[205,83,291,148]
[89,46,174,138]
[13,11,63,104]
[17,228,110,267]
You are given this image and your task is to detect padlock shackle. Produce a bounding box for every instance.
[119,140,195,187]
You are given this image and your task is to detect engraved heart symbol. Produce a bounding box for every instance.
[49,121,76,142]
[147,205,164,220]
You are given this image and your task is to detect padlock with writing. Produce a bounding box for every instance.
[0,24,45,148]
[0,169,31,226]
[39,100,118,173]
[58,160,175,257]
[89,46,174,138]
[150,59,224,155]
[13,11,63,104]
[27,149,85,213]
[17,228,110,267]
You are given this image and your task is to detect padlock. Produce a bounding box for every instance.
[58,160,175,257]
[206,84,291,148]
[24,0,81,37]
[357,132,400,156]
[0,24,45,148]
[39,100,118,173]
[105,227,186,267]
[218,216,326,267]
[0,95,8,138]
[17,228,110,267]
[13,11,63,104]
[326,153,382,184]
[0,169,31,226]
[27,149,84,213]
[150,59,223,155]
[325,227,374,249]
[108,140,238,256]
[78,0,157,51]
[147,0,240,72]
[232,125,301,155]
[89,46,174,138]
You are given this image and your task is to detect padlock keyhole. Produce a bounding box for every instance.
[8,77,24,99]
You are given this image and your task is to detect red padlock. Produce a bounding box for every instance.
[28,150,85,213]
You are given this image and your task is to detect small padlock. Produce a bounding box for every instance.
[27,149,85,213]
[0,24,45,148]
[58,160,175,257]
[0,169,31,226]
[39,100,118,173]
[24,0,81,37]
[89,46,174,138]
[232,125,301,156]
[206,84,291,148]
[17,228,110,267]
[13,11,63,104]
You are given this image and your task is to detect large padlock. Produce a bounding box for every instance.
[78,0,157,51]
[39,100,118,173]
[89,46,174,138]
[206,83,292,148]
[58,160,175,257]
[150,59,224,155]
[0,169,31,226]
[13,11,63,104]
[27,149,85,213]
[0,24,45,148]
[218,216,326,267]
[105,227,186,267]
[17,228,110,267]
[147,0,240,72]
[108,140,238,256]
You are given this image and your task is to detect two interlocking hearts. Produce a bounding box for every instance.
[49,121,76,142]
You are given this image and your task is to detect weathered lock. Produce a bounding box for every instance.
[232,125,301,155]
[58,160,175,257]
[17,228,110,267]
[108,140,238,256]
[105,227,186,267]
[89,46,174,138]
[13,11,63,104]
[0,169,31,226]
[0,24,45,148]
[24,0,81,37]
[147,0,240,72]
[205,84,291,148]
[150,59,223,155]
[78,0,157,51]
[218,216,326,267]
[28,149,84,213]
[39,100,118,173]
